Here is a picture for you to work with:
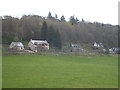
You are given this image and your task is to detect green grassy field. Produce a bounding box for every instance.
[3,55,118,88]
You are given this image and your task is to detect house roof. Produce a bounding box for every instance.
[109,48,119,51]
[10,42,24,47]
[94,42,100,47]
[30,39,49,45]
[94,42,103,47]
[71,44,80,47]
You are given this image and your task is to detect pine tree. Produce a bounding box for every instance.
[40,21,48,40]
[47,26,62,49]
[54,30,62,49]
[47,12,54,19]
[69,15,78,25]
[47,12,52,18]
[55,14,58,19]
[82,18,85,22]
[60,15,65,21]
[76,17,79,23]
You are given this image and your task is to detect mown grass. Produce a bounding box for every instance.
[2,55,118,88]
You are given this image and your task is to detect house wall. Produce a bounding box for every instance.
[9,44,13,48]
[71,47,80,52]
[70,45,80,52]
[9,43,24,50]
[27,41,37,52]
[28,40,49,52]
[17,46,24,50]
[45,46,49,50]
[9,43,14,48]
[37,45,49,52]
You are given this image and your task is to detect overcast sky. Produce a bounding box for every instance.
[0,0,119,25]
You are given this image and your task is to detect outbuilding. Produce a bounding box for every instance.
[70,44,81,52]
[9,42,24,50]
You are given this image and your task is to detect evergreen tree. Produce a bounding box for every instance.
[47,12,52,18]
[55,14,58,19]
[69,16,74,25]
[47,12,54,19]
[82,18,85,22]
[47,26,62,49]
[76,17,79,23]
[60,15,65,21]
[47,26,55,46]
[40,21,48,40]
[69,15,78,25]
[54,30,62,49]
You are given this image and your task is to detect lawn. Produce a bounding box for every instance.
[2,55,118,88]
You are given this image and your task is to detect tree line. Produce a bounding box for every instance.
[2,12,119,49]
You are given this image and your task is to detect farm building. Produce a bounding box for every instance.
[70,44,83,52]
[27,39,49,52]
[9,42,24,50]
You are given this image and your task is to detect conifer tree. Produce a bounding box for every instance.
[40,21,48,40]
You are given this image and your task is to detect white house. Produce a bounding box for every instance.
[109,48,115,53]
[9,42,24,50]
[27,39,49,52]
[109,48,119,54]
[93,42,104,48]
[70,44,82,52]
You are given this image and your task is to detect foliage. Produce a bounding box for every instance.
[69,15,79,25]
[47,26,62,49]
[60,15,65,21]
[2,14,118,49]
[47,12,54,19]
[55,14,58,19]
[40,21,48,40]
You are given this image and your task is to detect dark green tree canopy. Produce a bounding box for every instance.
[60,15,65,21]
[2,14,118,49]
[47,26,62,49]
[55,14,58,19]
[47,12,55,19]
[40,21,48,40]
[48,12,52,18]
[69,15,79,25]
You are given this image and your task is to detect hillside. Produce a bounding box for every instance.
[2,14,118,49]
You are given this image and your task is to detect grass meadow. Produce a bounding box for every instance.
[2,55,118,88]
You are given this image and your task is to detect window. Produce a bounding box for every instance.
[34,42,37,45]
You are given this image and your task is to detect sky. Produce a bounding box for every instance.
[0,0,119,25]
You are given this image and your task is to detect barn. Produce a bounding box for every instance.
[27,39,49,52]
[9,42,24,50]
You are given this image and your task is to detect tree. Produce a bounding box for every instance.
[82,18,85,22]
[60,15,65,21]
[47,12,54,19]
[2,15,118,50]
[48,12,52,18]
[69,15,78,25]
[2,16,18,43]
[20,15,41,41]
[54,30,62,49]
[55,14,58,19]
[76,17,79,23]
[14,36,19,42]
[40,21,48,40]
[47,26,62,49]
